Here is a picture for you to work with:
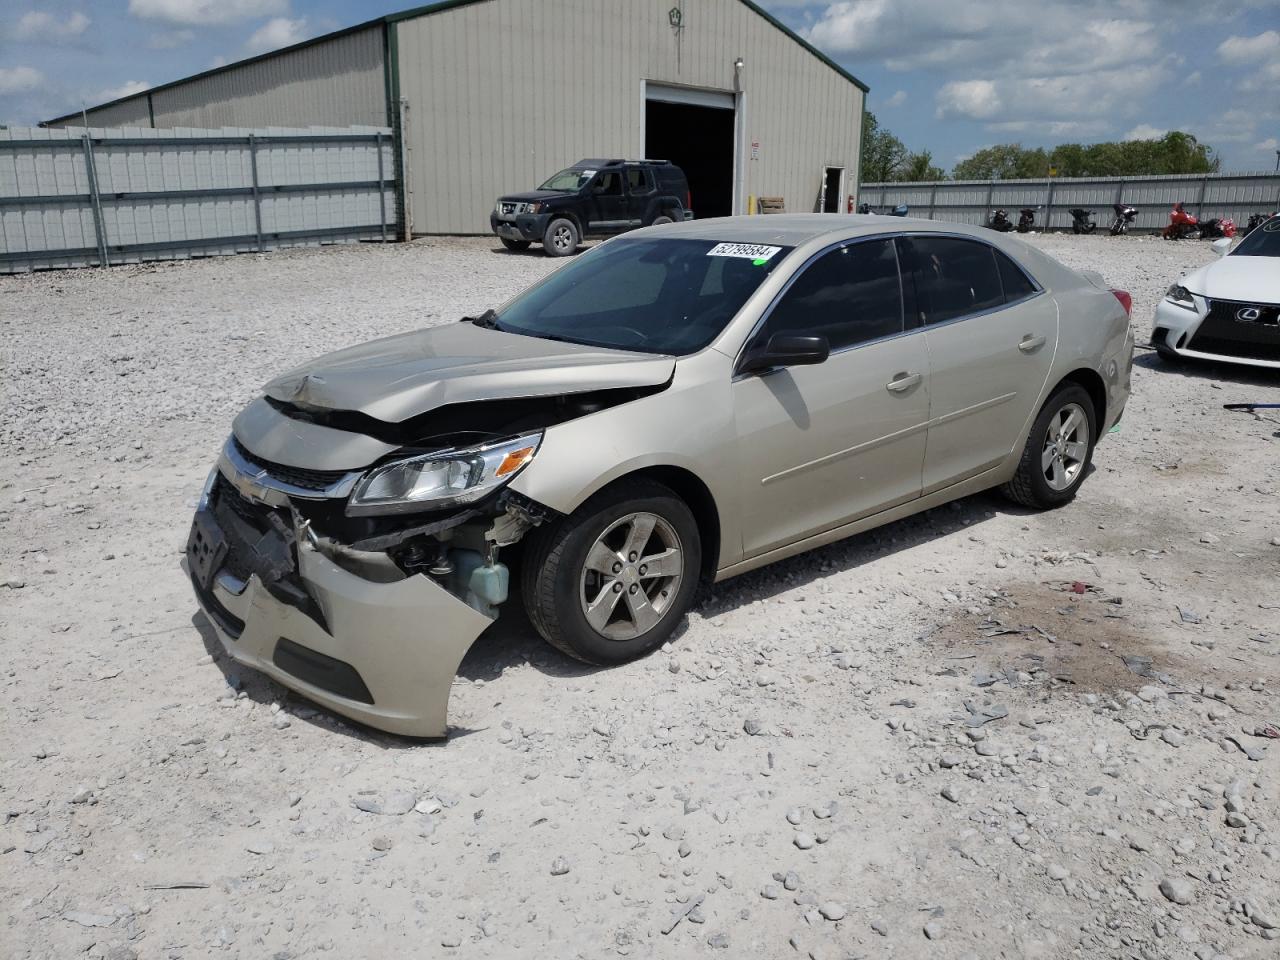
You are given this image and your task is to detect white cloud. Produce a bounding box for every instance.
[1183,70,1202,85]
[95,80,150,103]
[1255,137,1279,151]
[936,79,1000,119]
[0,65,43,95]
[1125,123,1167,140]
[128,0,287,27]
[14,10,91,41]
[936,61,1172,129]
[1217,30,1280,61]
[245,16,309,53]
[148,29,195,49]
[883,89,907,108]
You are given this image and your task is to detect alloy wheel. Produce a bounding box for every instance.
[1041,402,1090,492]
[579,512,684,641]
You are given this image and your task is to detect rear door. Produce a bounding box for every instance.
[624,166,655,226]
[898,235,1058,494]
[733,238,931,557]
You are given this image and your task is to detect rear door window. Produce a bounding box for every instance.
[757,238,903,351]
[626,167,654,194]
[898,236,1004,325]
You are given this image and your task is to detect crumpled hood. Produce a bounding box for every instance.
[1184,256,1280,304]
[263,322,675,424]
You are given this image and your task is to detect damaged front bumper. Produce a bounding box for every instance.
[184,439,526,738]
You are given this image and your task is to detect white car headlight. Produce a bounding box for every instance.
[1165,284,1196,309]
[347,433,542,515]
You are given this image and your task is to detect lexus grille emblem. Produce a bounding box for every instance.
[1236,307,1261,322]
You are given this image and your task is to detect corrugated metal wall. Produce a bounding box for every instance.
[0,125,395,273]
[860,173,1280,232]
[48,27,386,132]
[395,0,864,234]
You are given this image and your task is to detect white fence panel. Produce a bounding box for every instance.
[860,172,1280,232]
[0,124,396,273]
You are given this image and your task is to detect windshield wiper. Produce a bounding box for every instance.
[463,309,501,330]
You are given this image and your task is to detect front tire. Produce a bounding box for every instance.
[521,480,702,665]
[1001,384,1096,509]
[500,237,531,252]
[542,217,580,257]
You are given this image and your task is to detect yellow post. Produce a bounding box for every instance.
[747,194,756,215]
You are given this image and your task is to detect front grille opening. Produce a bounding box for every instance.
[231,437,351,492]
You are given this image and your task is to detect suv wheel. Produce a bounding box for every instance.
[521,480,701,665]
[500,237,531,252]
[543,218,579,257]
[651,214,674,226]
[1001,384,1096,509]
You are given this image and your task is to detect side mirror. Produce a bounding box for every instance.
[741,334,830,375]
[1212,237,1232,257]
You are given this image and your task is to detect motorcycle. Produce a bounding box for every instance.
[855,202,909,216]
[988,209,1013,232]
[1198,217,1236,240]
[1241,212,1275,237]
[1109,203,1138,236]
[1068,208,1097,234]
[1016,207,1037,233]
[1163,202,1199,240]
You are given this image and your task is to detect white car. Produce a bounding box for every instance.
[1153,216,1280,369]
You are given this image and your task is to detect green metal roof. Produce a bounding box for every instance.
[44,0,867,126]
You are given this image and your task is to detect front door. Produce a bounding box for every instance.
[897,235,1058,494]
[587,170,629,233]
[733,238,931,557]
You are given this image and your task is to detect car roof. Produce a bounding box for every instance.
[641,213,1011,245]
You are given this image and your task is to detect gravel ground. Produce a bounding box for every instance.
[2,232,1278,960]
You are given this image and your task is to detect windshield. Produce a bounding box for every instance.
[538,168,595,191]
[1232,217,1280,257]
[494,238,793,354]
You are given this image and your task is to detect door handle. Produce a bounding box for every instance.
[886,372,922,393]
[1018,334,1047,353]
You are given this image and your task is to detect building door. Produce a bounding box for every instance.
[822,167,844,212]
[645,83,737,219]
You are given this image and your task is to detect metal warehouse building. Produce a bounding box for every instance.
[46,0,867,236]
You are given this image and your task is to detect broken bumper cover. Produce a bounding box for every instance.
[186,518,494,739]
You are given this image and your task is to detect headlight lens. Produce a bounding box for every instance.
[1165,284,1196,309]
[347,433,542,515]
[526,202,543,214]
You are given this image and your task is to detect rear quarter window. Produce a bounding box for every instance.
[994,249,1039,303]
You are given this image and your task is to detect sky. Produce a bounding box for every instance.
[1,0,1277,172]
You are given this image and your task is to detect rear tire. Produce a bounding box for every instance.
[651,214,675,226]
[1001,384,1096,510]
[500,237,531,252]
[543,217,580,257]
[521,480,701,665]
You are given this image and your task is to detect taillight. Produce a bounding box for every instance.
[686,189,692,210]
[1110,289,1132,316]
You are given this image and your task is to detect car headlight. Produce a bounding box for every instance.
[526,202,543,214]
[1165,284,1196,309]
[347,433,542,515]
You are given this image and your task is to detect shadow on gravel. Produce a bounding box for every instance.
[1135,349,1280,389]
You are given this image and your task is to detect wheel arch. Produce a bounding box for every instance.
[1057,367,1107,432]
[590,465,721,584]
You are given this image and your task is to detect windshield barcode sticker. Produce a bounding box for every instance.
[707,243,782,262]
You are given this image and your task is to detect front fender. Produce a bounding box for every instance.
[507,350,743,569]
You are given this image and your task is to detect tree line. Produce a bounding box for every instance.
[861,112,1220,183]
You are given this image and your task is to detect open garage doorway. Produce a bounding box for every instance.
[645,83,737,220]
